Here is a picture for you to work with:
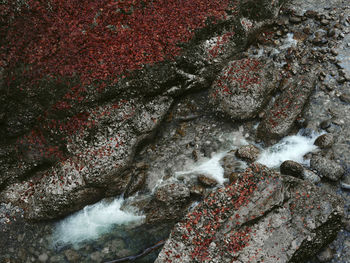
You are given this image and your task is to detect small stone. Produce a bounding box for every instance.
[289,16,302,23]
[330,49,338,56]
[64,250,80,263]
[320,19,330,26]
[310,155,345,181]
[314,133,334,149]
[38,254,48,263]
[235,145,260,162]
[192,150,199,162]
[305,10,318,18]
[280,160,304,178]
[338,77,346,83]
[343,217,350,232]
[327,29,336,37]
[317,247,335,262]
[198,175,218,187]
[90,251,102,263]
[320,119,332,129]
[340,94,350,103]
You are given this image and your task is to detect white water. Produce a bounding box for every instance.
[175,151,228,184]
[174,131,248,185]
[257,131,321,168]
[52,198,144,248]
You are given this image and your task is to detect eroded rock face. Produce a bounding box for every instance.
[209,59,280,120]
[0,96,172,220]
[156,164,343,263]
[257,74,316,144]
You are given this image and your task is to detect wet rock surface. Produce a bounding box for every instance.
[310,155,345,181]
[235,144,260,162]
[2,0,350,261]
[314,133,334,149]
[280,160,304,178]
[156,164,344,263]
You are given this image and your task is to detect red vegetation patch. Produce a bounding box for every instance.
[212,58,261,98]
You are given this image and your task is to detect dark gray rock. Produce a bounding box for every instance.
[257,74,315,144]
[310,155,345,181]
[0,96,173,220]
[145,182,191,223]
[156,164,344,263]
[209,59,280,120]
[280,160,304,178]
[235,144,260,162]
[314,133,334,149]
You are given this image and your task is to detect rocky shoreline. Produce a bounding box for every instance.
[1,0,350,262]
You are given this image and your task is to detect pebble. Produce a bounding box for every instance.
[320,19,330,26]
[317,247,335,262]
[320,119,332,129]
[330,49,339,56]
[290,16,302,23]
[339,94,350,103]
[38,253,49,263]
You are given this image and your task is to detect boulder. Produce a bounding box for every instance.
[257,74,315,144]
[280,160,304,178]
[156,164,343,263]
[314,133,334,149]
[235,144,260,162]
[198,175,218,187]
[310,155,345,181]
[145,182,191,223]
[209,59,279,120]
[0,96,172,220]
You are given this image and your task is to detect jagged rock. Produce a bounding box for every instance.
[209,58,279,120]
[198,175,218,187]
[0,96,173,220]
[156,164,343,263]
[257,74,315,144]
[314,133,334,149]
[124,171,147,198]
[235,144,260,162]
[145,182,191,223]
[310,155,345,181]
[280,160,304,178]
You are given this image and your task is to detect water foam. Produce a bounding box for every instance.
[175,151,228,184]
[52,198,144,248]
[257,131,321,168]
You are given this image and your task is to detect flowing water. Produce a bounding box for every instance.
[46,129,323,262]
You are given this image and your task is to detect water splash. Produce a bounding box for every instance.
[52,198,144,248]
[175,151,228,184]
[257,130,321,168]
